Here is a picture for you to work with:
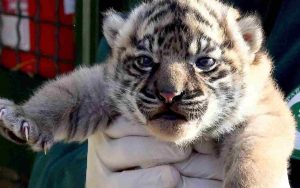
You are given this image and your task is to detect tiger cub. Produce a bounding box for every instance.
[0,0,295,187]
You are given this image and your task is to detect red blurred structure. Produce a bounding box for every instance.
[0,0,76,78]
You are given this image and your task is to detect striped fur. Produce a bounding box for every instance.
[104,0,262,142]
[103,0,295,187]
[0,0,295,187]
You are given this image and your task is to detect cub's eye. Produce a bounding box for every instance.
[195,57,217,71]
[134,56,154,71]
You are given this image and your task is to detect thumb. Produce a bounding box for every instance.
[173,152,224,180]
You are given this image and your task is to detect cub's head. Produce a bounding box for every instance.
[103,0,271,144]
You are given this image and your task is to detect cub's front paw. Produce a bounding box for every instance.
[0,99,52,152]
[0,99,33,144]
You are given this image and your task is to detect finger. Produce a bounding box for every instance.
[173,153,224,180]
[177,176,222,188]
[93,132,192,170]
[193,139,215,154]
[105,116,150,138]
[86,139,112,188]
[110,165,180,188]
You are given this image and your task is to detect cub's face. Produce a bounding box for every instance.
[104,0,265,144]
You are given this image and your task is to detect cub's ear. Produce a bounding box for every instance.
[103,10,126,47]
[237,15,263,53]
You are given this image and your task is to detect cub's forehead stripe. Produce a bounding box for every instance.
[188,8,214,28]
[142,1,215,30]
[127,0,227,57]
[188,37,221,57]
[143,0,174,18]
[201,2,219,23]
[136,35,154,52]
[145,5,174,25]
[135,28,222,57]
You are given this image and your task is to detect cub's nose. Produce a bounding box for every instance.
[158,91,182,103]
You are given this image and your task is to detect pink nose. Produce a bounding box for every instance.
[159,92,177,103]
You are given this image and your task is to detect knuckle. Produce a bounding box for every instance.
[158,165,180,188]
[170,144,192,161]
[99,147,117,169]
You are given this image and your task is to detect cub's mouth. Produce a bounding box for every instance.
[146,108,196,142]
[150,109,187,121]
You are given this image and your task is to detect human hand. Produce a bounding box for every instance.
[86,116,223,188]
[174,141,224,188]
[86,116,190,188]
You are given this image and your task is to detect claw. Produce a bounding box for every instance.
[22,121,29,142]
[42,141,48,155]
[0,108,6,118]
[23,122,29,142]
